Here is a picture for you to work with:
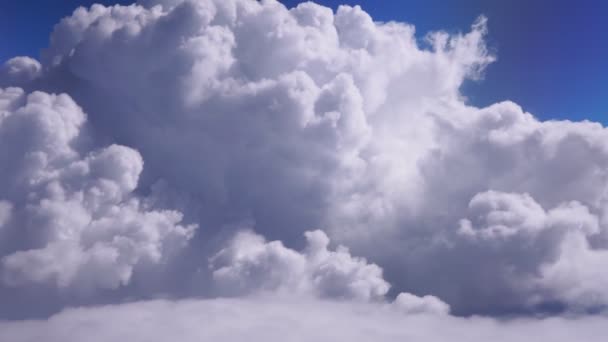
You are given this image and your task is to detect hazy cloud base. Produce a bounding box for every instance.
[0,297,605,342]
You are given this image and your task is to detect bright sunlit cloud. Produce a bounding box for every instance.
[1,0,607,339]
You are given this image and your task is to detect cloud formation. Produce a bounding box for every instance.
[1,0,608,336]
[0,57,41,87]
[0,298,604,342]
[210,229,392,301]
[0,88,195,293]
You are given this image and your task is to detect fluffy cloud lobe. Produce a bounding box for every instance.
[0,88,195,292]
[210,229,390,300]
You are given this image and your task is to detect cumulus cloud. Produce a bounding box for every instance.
[0,88,195,293]
[454,190,607,310]
[210,229,393,302]
[209,228,448,315]
[0,0,607,327]
[0,57,41,87]
[393,292,451,315]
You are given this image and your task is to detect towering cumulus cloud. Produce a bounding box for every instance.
[0,88,196,294]
[1,0,607,339]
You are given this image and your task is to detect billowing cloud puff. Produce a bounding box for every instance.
[0,0,607,324]
[455,191,606,310]
[210,228,449,314]
[0,88,196,293]
[0,57,41,87]
[210,229,392,302]
[393,292,451,315]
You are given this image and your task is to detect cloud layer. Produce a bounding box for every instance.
[1,0,608,338]
[0,298,604,342]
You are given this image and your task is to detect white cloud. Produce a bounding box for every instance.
[0,297,605,342]
[210,229,393,302]
[455,190,607,309]
[0,0,606,322]
[0,88,196,292]
[394,292,451,315]
[0,57,41,86]
[538,232,608,309]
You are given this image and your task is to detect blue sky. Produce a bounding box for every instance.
[1,0,606,122]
